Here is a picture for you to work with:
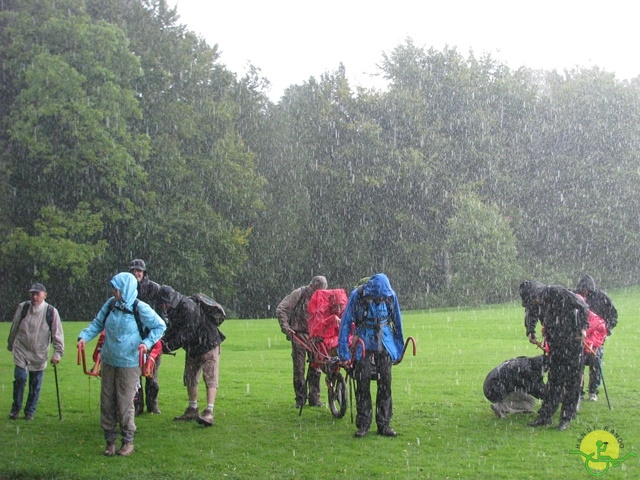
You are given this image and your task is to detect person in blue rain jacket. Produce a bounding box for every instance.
[78,272,166,457]
[338,273,404,438]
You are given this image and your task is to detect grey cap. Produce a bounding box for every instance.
[129,259,147,272]
[29,283,47,293]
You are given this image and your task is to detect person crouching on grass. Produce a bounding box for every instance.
[78,272,166,457]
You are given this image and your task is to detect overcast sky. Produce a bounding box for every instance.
[171,0,639,101]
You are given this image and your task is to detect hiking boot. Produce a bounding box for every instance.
[196,408,214,427]
[528,417,552,427]
[9,411,19,420]
[557,420,571,431]
[589,393,598,402]
[116,442,134,456]
[378,426,397,437]
[103,443,116,457]
[174,406,199,421]
[24,413,34,421]
[309,399,323,407]
[491,404,506,418]
[148,408,162,414]
[354,428,369,438]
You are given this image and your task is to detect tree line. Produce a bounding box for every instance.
[2,0,639,320]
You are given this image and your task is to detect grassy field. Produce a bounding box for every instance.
[1,288,639,479]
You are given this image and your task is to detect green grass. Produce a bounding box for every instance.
[1,288,639,479]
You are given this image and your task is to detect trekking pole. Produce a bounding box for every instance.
[53,363,62,420]
[591,347,611,410]
[599,360,612,410]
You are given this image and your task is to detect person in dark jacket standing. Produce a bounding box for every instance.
[159,285,225,427]
[574,274,618,401]
[484,355,547,418]
[276,276,328,408]
[338,273,405,437]
[130,259,166,415]
[520,282,589,430]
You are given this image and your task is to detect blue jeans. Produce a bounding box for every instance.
[12,367,44,416]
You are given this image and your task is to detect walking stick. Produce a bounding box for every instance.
[53,363,62,420]
[597,354,612,410]
[586,345,611,410]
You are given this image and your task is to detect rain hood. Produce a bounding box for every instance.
[110,272,139,311]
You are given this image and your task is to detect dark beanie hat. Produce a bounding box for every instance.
[576,275,596,293]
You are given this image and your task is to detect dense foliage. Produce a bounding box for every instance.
[1,0,639,319]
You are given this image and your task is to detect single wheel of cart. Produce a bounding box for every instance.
[325,366,348,418]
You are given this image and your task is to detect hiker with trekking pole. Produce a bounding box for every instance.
[573,275,618,402]
[7,283,65,421]
[77,272,166,457]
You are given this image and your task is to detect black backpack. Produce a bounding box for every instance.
[189,293,225,326]
[106,298,149,339]
[354,285,393,328]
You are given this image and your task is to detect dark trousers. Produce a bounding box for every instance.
[353,350,393,431]
[12,367,44,416]
[134,356,161,415]
[584,348,602,395]
[292,339,321,404]
[538,348,583,422]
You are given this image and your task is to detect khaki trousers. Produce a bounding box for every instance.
[100,363,140,443]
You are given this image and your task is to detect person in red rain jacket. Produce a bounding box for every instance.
[576,291,608,401]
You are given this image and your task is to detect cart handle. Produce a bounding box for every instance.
[77,343,101,377]
[290,332,315,354]
[394,336,417,365]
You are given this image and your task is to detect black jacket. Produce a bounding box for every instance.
[483,355,546,402]
[162,291,225,357]
[138,276,167,320]
[520,280,545,337]
[582,290,618,335]
[540,286,589,352]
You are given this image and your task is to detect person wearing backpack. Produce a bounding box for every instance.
[129,258,166,415]
[276,276,328,408]
[573,275,618,401]
[158,285,226,427]
[7,283,64,421]
[338,273,405,438]
[77,272,166,457]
